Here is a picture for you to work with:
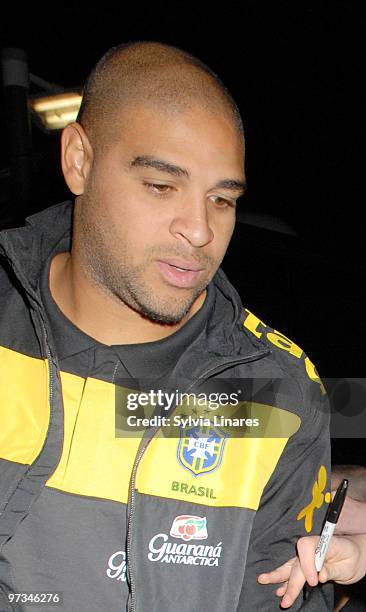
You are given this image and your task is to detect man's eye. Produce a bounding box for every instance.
[210,195,236,208]
[144,182,172,195]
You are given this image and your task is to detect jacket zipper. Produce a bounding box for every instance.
[126,348,270,611]
[40,319,57,460]
[44,340,55,433]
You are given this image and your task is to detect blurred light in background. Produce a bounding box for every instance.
[29,91,82,130]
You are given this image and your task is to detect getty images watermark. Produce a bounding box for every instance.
[114,377,366,438]
[125,388,259,430]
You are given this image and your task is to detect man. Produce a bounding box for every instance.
[0,41,332,611]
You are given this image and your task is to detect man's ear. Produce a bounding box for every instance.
[61,122,93,195]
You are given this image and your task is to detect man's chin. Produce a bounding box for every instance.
[135,299,194,326]
[134,288,206,326]
[139,310,187,326]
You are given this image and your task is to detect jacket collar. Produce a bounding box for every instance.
[0,201,72,298]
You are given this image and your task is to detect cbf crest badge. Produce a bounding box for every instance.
[178,425,226,477]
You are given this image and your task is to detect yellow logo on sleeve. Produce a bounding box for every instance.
[243,309,326,394]
[296,465,331,533]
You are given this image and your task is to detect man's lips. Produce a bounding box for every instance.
[156,258,206,288]
[158,257,205,272]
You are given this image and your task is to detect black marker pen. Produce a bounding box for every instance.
[315,478,348,571]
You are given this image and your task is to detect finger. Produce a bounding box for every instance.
[276,584,288,597]
[318,566,329,583]
[280,561,308,608]
[296,537,319,586]
[257,559,296,584]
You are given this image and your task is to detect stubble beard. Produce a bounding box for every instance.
[76,206,212,325]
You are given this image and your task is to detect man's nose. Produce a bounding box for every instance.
[169,196,214,248]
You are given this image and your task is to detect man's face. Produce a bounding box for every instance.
[76,104,245,324]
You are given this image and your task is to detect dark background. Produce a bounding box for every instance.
[0,1,364,464]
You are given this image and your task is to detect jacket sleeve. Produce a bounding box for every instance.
[237,381,334,611]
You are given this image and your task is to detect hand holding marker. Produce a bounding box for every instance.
[315,478,348,571]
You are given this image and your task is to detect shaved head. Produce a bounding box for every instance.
[77,41,244,151]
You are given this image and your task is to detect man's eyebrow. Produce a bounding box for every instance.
[213,179,247,195]
[130,156,190,179]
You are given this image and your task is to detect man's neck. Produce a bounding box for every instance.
[49,252,206,345]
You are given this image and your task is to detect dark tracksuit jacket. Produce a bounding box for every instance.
[0,201,333,611]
